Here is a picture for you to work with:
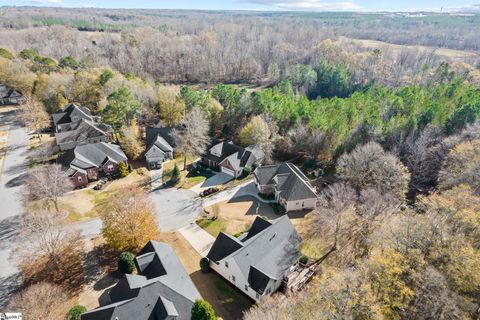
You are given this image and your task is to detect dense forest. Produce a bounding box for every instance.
[1,8,480,319]
[0,8,479,85]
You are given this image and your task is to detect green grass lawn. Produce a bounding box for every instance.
[162,155,199,184]
[197,217,227,238]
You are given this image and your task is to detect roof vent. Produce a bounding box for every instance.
[269,233,276,241]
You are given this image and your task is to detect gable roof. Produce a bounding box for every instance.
[146,127,176,150]
[207,216,301,294]
[205,141,264,171]
[57,142,127,171]
[82,241,201,320]
[254,163,317,201]
[0,84,22,99]
[52,103,93,126]
[147,135,174,155]
[55,119,111,146]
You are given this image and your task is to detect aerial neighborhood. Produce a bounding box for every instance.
[1,6,479,320]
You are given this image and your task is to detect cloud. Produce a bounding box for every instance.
[21,0,65,6]
[239,0,360,11]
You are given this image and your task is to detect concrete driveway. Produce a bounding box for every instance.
[178,223,215,257]
[149,188,203,231]
[190,172,233,193]
[0,107,29,308]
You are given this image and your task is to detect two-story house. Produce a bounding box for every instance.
[202,141,264,178]
[206,215,301,301]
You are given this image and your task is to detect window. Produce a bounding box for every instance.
[107,164,114,171]
[245,285,248,291]
[266,288,271,294]
[225,261,229,268]
[232,275,236,282]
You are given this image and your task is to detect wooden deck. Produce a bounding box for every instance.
[283,263,316,294]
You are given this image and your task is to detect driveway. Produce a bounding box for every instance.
[178,223,215,257]
[149,188,203,231]
[150,168,163,190]
[0,107,29,308]
[190,172,233,193]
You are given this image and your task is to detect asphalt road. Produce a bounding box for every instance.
[0,107,29,308]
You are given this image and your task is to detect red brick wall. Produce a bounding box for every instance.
[71,171,88,188]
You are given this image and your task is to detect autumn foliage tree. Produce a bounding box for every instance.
[100,186,159,252]
[7,282,72,320]
[19,94,51,140]
[15,209,85,290]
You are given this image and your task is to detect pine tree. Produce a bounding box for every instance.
[171,164,181,183]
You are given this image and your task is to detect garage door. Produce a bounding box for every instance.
[221,166,235,176]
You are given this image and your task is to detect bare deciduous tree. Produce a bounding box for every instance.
[25,164,73,212]
[7,282,71,320]
[337,142,411,200]
[19,94,51,141]
[170,107,210,170]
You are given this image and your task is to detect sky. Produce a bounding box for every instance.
[1,0,479,12]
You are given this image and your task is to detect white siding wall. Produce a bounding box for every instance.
[210,258,282,301]
[285,197,317,211]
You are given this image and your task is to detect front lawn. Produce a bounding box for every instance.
[196,217,228,238]
[162,154,199,184]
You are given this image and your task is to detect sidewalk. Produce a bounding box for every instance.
[178,223,215,257]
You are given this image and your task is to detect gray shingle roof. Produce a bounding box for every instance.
[204,141,264,171]
[146,127,176,150]
[52,103,93,126]
[55,119,111,146]
[58,142,127,170]
[82,241,201,320]
[0,84,22,99]
[254,163,317,201]
[207,216,301,294]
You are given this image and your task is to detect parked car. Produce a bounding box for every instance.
[200,187,220,197]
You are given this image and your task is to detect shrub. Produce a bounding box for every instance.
[118,252,135,274]
[0,48,14,60]
[299,255,309,265]
[118,161,129,178]
[171,164,181,183]
[243,166,252,176]
[191,299,217,320]
[65,305,87,320]
[19,48,38,60]
[200,257,210,272]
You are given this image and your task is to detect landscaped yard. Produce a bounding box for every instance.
[59,168,150,222]
[198,195,277,237]
[200,195,320,258]
[161,154,201,185]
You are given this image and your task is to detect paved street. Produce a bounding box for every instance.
[0,107,29,308]
[149,188,203,231]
